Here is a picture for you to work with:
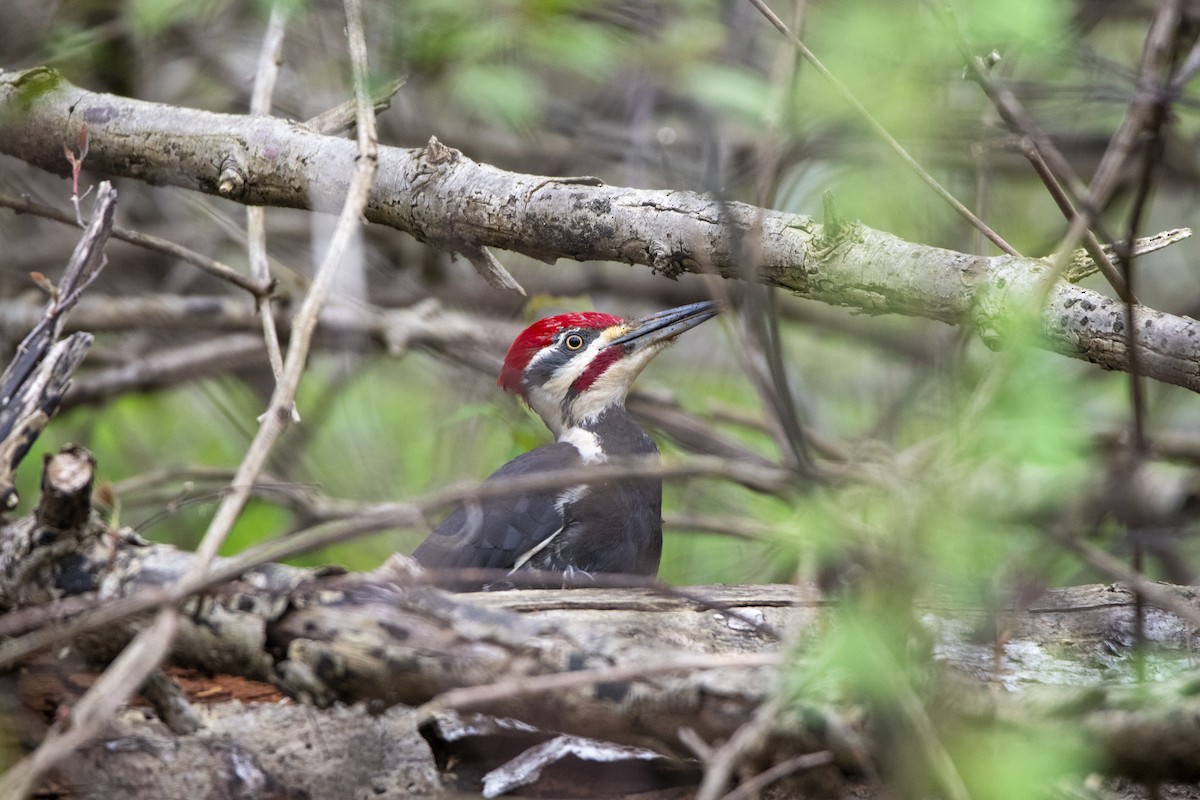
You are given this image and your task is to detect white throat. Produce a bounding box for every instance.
[559,427,604,463]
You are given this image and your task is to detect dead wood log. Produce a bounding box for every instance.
[3,495,1200,790]
[0,179,114,510]
[35,446,96,532]
[6,450,1200,796]
[25,703,442,800]
[0,499,806,760]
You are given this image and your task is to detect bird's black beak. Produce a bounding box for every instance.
[609,300,719,350]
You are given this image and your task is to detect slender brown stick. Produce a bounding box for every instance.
[946,14,1130,298]
[246,4,293,418]
[744,0,1019,257]
[0,5,383,795]
[0,193,270,298]
[716,750,835,800]
[186,0,379,573]
[411,653,781,725]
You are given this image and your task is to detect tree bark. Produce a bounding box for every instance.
[5,488,1200,797]
[2,68,1198,392]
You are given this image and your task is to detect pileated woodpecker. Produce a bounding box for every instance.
[413,300,718,588]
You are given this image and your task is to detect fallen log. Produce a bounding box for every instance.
[4,447,1200,797]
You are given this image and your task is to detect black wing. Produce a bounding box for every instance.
[412,442,582,575]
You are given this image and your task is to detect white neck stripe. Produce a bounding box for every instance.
[559,427,604,462]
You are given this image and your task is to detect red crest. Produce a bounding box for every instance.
[498,312,622,396]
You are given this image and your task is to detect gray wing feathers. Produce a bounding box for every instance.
[412,442,582,571]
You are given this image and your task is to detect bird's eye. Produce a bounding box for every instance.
[564,333,585,351]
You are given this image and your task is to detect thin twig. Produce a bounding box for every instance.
[107,462,780,542]
[0,5,384,791]
[1115,2,1183,458]
[0,453,797,669]
[411,652,781,727]
[0,608,179,799]
[1167,33,1200,92]
[946,14,1129,298]
[186,0,379,573]
[218,454,795,584]
[304,75,408,136]
[0,186,164,800]
[1043,0,1183,292]
[247,3,294,420]
[716,750,835,800]
[0,184,115,507]
[695,697,783,800]
[1096,0,1184,682]
[1016,139,1129,297]
[730,0,814,476]
[664,512,775,540]
[0,193,270,298]
[0,0,387,674]
[744,0,1020,257]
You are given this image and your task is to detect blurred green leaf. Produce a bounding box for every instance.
[450,63,542,128]
[684,65,771,125]
[951,0,1071,56]
[951,724,1093,800]
[527,18,623,79]
[124,0,219,40]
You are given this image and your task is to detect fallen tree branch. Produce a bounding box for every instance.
[8,436,1197,794]
[0,502,804,760]
[5,469,1200,794]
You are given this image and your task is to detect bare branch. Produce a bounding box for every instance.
[0,182,116,507]
[246,3,293,417]
[459,242,526,296]
[0,193,270,297]
[743,0,1019,257]
[4,71,1197,390]
[186,0,380,572]
[304,75,408,136]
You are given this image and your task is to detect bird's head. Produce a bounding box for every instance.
[498,300,719,435]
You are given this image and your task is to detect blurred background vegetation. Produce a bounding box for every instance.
[3,0,1198,591]
[6,0,1200,795]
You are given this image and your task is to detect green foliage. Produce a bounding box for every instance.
[449,63,543,129]
[381,0,639,129]
[124,0,226,40]
[951,0,1071,56]
[644,11,727,81]
[773,0,1074,245]
[218,499,291,557]
[785,603,1095,794]
[950,724,1093,800]
[769,321,1104,792]
[797,337,1089,599]
[524,13,623,77]
[683,65,771,126]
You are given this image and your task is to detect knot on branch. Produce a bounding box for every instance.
[421,136,460,166]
